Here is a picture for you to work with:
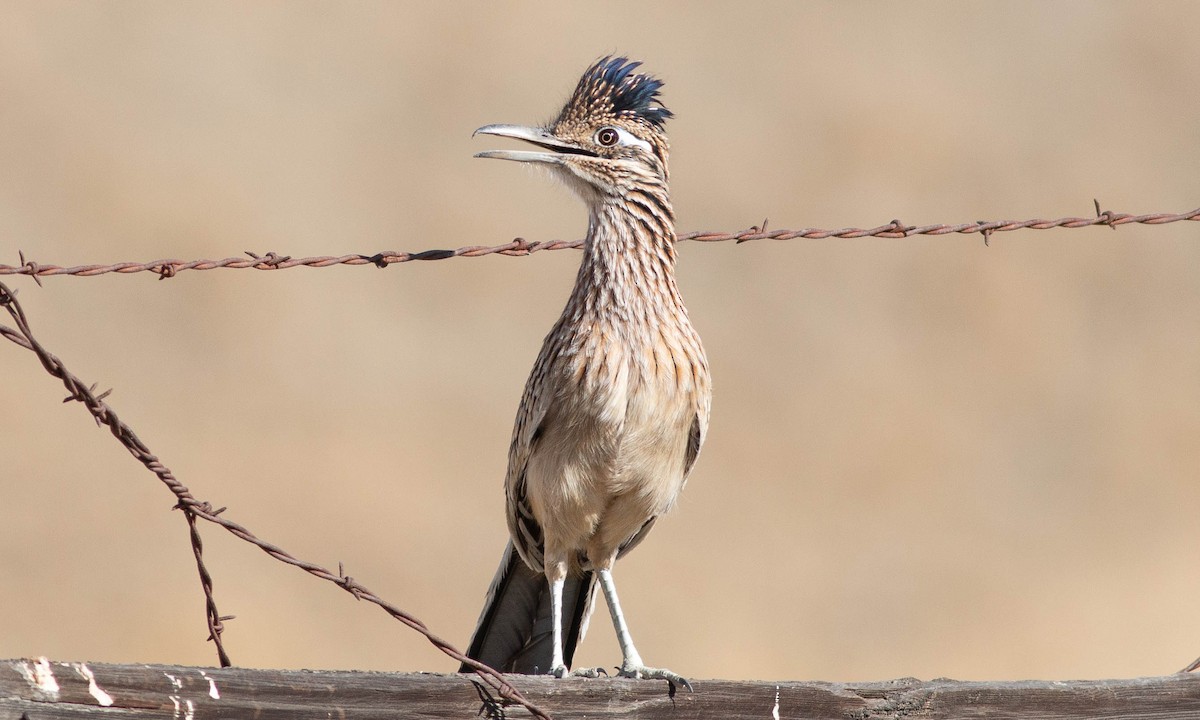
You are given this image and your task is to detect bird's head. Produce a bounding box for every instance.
[474,56,672,205]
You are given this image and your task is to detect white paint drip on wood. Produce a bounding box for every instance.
[200,670,220,699]
[14,657,60,701]
[166,671,184,719]
[73,662,114,706]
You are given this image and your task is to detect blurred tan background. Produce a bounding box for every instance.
[2,1,1198,684]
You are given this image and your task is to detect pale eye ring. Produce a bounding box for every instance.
[595,127,619,147]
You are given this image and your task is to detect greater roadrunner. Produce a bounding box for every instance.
[461,57,710,689]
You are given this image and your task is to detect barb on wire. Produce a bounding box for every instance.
[2,204,1196,281]
[0,280,551,720]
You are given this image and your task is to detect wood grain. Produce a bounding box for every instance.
[3,659,1199,719]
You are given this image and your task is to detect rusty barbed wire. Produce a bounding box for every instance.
[4,203,1199,693]
[2,204,1196,280]
[0,280,236,667]
[0,279,552,720]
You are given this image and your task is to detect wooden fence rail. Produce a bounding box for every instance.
[3,658,1199,719]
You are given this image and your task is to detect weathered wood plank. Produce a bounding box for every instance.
[3,658,1199,719]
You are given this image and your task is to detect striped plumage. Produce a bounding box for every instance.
[463,57,710,689]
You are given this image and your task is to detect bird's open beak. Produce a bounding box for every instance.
[473,124,595,164]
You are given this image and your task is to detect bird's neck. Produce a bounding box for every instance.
[568,186,682,325]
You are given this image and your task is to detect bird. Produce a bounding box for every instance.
[461,56,710,690]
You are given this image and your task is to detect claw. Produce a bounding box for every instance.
[547,664,568,678]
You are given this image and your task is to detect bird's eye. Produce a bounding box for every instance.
[595,127,619,147]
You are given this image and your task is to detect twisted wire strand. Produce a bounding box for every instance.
[3,205,1196,280]
[0,279,551,720]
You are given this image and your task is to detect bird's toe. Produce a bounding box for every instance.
[617,663,693,692]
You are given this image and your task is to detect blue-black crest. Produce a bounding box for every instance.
[557,56,673,130]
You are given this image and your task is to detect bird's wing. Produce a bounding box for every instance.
[683,410,703,479]
[504,351,554,571]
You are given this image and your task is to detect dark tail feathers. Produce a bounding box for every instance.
[460,541,594,673]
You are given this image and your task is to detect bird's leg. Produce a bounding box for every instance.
[545,559,569,678]
[597,568,644,668]
[546,560,607,679]
[596,568,693,691]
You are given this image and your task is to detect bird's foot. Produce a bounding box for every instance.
[616,662,693,692]
[545,664,607,679]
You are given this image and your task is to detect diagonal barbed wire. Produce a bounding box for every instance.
[0,279,552,720]
[2,203,1197,281]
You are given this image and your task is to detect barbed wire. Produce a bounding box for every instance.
[2,203,1196,281]
[0,279,551,720]
[3,202,1198,700]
